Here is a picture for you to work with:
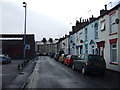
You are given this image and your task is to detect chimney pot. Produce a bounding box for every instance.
[80,18,82,23]
[83,19,84,22]
[92,15,94,18]
[104,4,107,10]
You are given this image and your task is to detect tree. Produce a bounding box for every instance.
[49,38,53,43]
[42,38,47,44]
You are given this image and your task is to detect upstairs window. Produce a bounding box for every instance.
[77,35,79,43]
[100,20,105,31]
[94,23,98,39]
[109,13,117,34]
[85,28,88,41]
[85,46,88,54]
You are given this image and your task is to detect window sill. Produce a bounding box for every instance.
[109,33,117,36]
[85,40,88,42]
[109,62,118,65]
[101,29,105,31]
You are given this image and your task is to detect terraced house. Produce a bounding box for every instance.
[97,4,120,72]
[59,3,120,72]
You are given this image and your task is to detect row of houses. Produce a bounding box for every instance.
[36,3,120,72]
[36,39,58,55]
[57,3,120,72]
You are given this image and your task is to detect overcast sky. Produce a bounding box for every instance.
[1,0,120,41]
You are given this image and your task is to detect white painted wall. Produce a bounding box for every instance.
[117,6,120,72]
[98,8,119,72]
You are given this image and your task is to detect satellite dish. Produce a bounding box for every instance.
[115,18,119,24]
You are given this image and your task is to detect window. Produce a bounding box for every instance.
[110,43,117,62]
[100,22,105,31]
[91,45,94,54]
[88,55,104,61]
[100,46,103,56]
[80,46,83,54]
[71,55,78,59]
[94,23,98,39]
[85,46,88,54]
[77,35,79,43]
[110,13,117,34]
[95,48,98,55]
[85,28,88,41]
[76,48,79,55]
[67,55,71,59]
[80,55,85,60]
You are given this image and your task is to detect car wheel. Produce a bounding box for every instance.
[72,64,76,71]
[6,61,8,64]
[99,71,105,77]
[82,67,86,75]
[67,63,69,67]
[63,61,65,65]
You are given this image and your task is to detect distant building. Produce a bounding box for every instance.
[0,34,35,59]
[36,39,58,55]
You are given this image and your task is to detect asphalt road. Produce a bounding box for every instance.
[25,56,120,88]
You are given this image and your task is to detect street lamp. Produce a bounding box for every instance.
[23,2,27,60]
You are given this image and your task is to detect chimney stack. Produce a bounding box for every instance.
[82,19,84,22]
[80,18,82,23]
[100,5,108,16]
[69,31,72,35]
[104,4,107,10]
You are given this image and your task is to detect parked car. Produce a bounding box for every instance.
[72,54,106,76]
[0,54,11,64]
[58,51,64,56]
[54,53,59,61]
[50,53,55,58]
[59,54,68,63]
[64,55,78,67]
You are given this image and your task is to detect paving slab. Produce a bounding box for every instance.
[2,59,37,89]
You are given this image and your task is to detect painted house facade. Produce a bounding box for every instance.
[98,4,120,72]
[82,19,99,55]
[57,3,120,72]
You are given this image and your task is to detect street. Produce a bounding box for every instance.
[25,56,120,88]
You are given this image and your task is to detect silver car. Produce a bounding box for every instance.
[0,54,11,64]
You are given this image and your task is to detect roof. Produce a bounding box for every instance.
[0,34,34,38]
[36,40,59,45]
[0,37,23,40]
[98,3,120,19]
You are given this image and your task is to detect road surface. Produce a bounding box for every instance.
[25,56,120,88]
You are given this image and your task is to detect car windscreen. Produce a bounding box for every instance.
[71,56,79,59]
[64,54,68,58]
[88,55,105,62]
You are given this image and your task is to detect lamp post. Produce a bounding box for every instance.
[23,2,27,60]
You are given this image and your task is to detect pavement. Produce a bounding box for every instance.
[2,58,37,89]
